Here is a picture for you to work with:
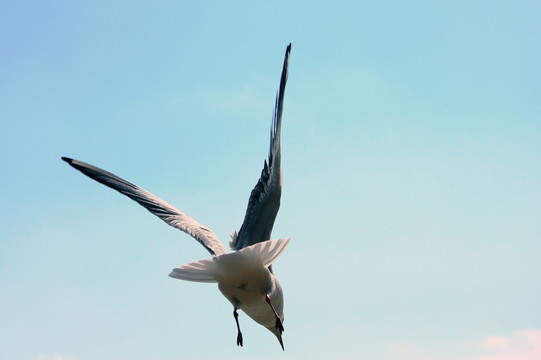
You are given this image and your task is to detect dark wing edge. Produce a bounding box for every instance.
[61,157,227,256]
[231,43,291,250]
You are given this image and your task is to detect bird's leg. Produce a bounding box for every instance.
[265,294,284,334]
[233,306,243,347]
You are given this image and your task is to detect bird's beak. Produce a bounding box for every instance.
[278,334,284,351]
[268,326,285,351]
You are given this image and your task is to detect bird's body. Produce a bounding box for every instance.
[62,44,291,350]
[169,236,289,346]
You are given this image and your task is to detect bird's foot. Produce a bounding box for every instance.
[233,307,243,347]
[237,331,243,347]
[265,294,285,334]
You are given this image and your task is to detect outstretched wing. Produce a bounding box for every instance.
[230,44,291,250]
[61,157,227,256]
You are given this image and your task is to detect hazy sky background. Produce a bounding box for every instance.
[1,1,540,359]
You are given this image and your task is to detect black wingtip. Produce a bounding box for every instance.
[61,156,72,163]
[285,43,291,59]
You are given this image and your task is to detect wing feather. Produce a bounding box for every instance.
[61,157,227,256]
[231,44,291,250]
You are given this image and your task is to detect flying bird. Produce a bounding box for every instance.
[61,43,291,350]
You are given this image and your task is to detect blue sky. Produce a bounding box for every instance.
[1,1,540,359]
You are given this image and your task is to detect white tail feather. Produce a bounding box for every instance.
[169,238,291,283]
[169,258,216,283]
[238,238,291,268]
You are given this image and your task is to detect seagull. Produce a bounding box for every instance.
[61,43,291,350]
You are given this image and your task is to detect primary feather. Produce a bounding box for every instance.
[230,43,290,251]
[61,157,227,256]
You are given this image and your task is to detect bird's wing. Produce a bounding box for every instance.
[61,157,227,256]
[230,44,291,250]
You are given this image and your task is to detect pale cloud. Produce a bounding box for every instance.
[385,329,541,360]
[476,329,541,360]
[479,336,511,352]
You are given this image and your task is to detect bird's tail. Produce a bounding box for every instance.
[239,238,291,268]
[169,238,290,283]
[169,258,217,283]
